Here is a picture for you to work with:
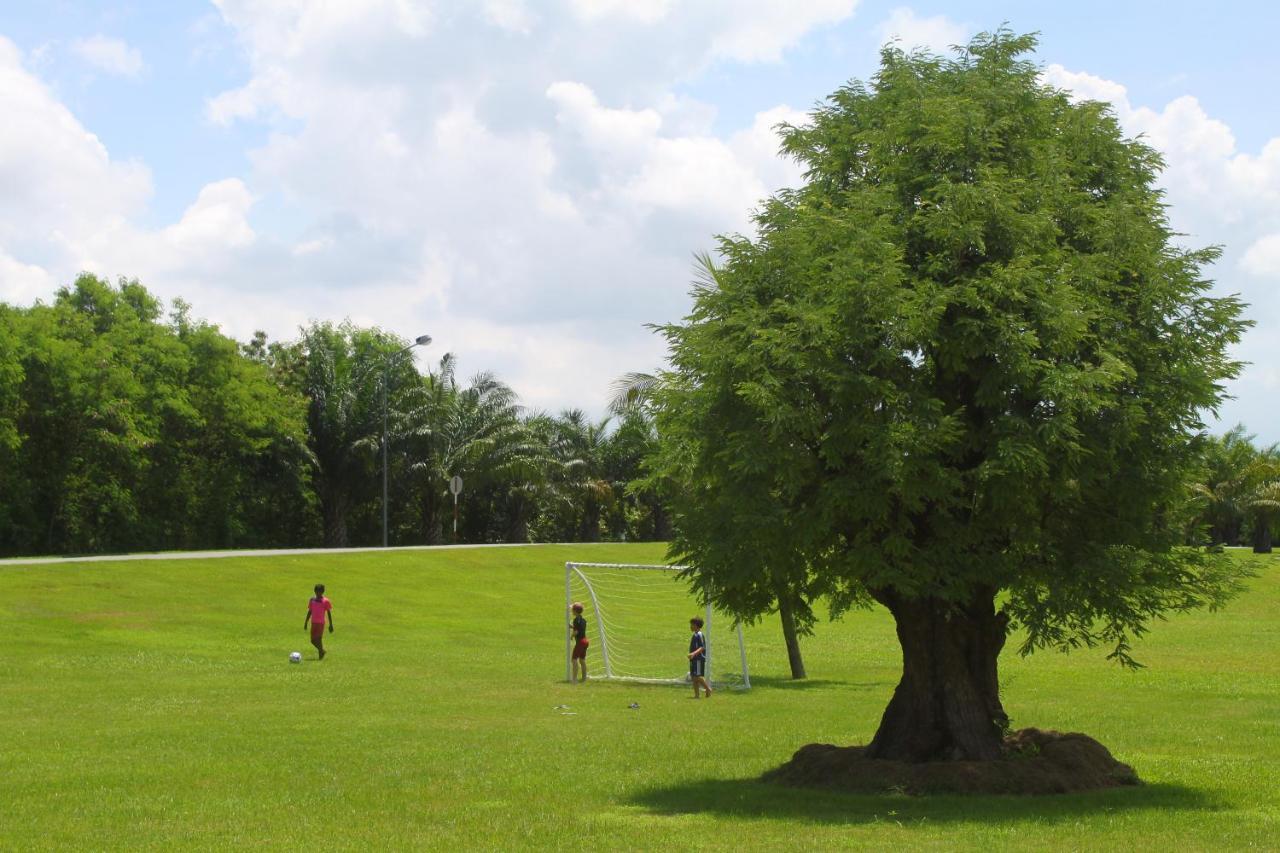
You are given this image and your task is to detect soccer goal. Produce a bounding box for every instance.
[565,562,750,688]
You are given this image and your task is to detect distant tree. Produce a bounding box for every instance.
[0,276,312,555]
[1240,452,1280,554]
[0,305,25,547]
[157,309,314,549]
[555,409,614,542]
[607,371,661,417]
[1192,425,1261,546]
[649,31,1251,762]
[290,322,420,547]
[400,355,544,543]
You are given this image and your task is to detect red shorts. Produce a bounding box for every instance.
[311,622,326,642]
[572,638,589,659]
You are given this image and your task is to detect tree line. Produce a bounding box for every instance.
[1193,426,1280,553]
[0,273,668,557]
[0,273,1270,560]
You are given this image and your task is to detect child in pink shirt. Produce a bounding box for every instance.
[304,583,334,659]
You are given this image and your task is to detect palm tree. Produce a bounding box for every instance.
[1242,452,1280,554]
[608,371,660,416]
[400,356,546,543]
[295,322,387,547]
[547,409,614,542]
[1193,425,1268,546]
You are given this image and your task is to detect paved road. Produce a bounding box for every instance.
[0,541,598,567]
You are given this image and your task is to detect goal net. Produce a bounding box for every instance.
[565,562,750,688]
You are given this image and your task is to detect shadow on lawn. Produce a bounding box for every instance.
[745,676,886,691]
[629,777,1217,826]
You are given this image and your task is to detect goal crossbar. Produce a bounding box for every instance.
[565,561,750,689]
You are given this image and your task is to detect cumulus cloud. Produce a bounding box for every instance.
[706,0,859,63]
[1043,63,1280,435]
[10,3,1271,434]
[2,6,837,415]
[1242,233,1280,278]
[184,1,835,411]
[482,0,536,34]
[0,36,151,265]
[0,248,56,306]
[70,34,144,77]
[875,7,970,54]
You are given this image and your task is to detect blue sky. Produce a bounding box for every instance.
[1,1,1277,440]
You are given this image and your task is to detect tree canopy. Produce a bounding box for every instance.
[648,30,1251,762]
[0,277,668,556]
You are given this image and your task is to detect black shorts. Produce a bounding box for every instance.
[690,656,706,677]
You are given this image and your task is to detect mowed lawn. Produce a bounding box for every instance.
[1,544,1276,851]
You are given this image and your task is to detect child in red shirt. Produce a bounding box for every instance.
[569,602,589,682]
[304,583,334,659]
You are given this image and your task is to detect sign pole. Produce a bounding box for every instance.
[449,475,463,544]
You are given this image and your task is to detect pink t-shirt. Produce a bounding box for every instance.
[308,596,331,625]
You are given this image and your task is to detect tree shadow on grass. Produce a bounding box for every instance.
[629,777,1219,827]
[745,676,886,691]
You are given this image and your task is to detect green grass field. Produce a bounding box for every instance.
[2,544,1276,850]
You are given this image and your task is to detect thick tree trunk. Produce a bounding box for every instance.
[321,491,349,548]
[506,495,530,543]
[1254,520,1273,554]
[776,591,807,680]
[866,587,1010,762]
[579,502,601,542]
[651,500,672,541]
[422,488,444,545]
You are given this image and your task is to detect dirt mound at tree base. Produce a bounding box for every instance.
[762,728,1140,795]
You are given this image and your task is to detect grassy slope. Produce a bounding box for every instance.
[1,544,1276,851]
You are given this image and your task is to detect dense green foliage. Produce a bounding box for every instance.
[0,275,663,556]
[650,31,1251,670]
[1,545,1276,848]
[0,276,312,554]
[1190,425,1280,552]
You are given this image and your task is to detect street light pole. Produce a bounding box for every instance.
[382,333,432,548]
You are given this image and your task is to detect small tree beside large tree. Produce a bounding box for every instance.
[649,30,1251,774]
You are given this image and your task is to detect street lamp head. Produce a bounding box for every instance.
[414,334,432,347]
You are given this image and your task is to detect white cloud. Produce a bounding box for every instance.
[707,0,859,63]
[1041,64,1129,107]
[875,7,969,55]
[547,80,663,161]
[0,1,852,417]
[483,0,536,34]
[1043,63,1280,437]
[1242,233,1280,278]
[0,36,151,263]
[567,0,674,25]
[70,34,144,77]
[163,179,256,252]
[0,248,56,306]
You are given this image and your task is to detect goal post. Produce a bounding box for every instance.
[565,561,750,689]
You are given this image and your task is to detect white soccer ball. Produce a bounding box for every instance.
[289,651,302,663]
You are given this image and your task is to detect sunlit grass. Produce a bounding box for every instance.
[1,545,1276,850]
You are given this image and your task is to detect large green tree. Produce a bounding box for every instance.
[288,322,423,547]
[649,31,1250,762]
[0,276,312,555]
[400,355,545,543]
